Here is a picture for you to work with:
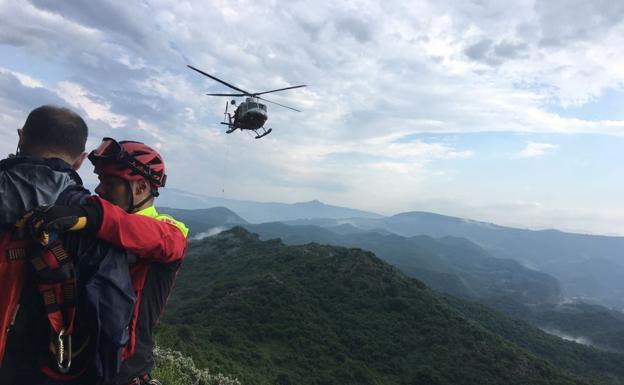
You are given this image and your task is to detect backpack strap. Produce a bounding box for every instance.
[29,240,77,374]
[0,232,28,367]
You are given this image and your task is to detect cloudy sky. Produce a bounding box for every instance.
[1,0,623,235]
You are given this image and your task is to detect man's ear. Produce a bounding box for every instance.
[71,152,88,170]
[135,179,150,195]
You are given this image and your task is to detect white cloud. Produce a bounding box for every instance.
[541,328,593,347]
[515,142,559,158]
[191,226,228,240]
[1,0,623,234]
[55,81,127,129]
[0,67,43,88]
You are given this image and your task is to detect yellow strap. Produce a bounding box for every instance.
[14,211,33,229]
[68,216,88,231]
[38,231,49,246]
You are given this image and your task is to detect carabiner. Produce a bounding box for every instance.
[56,328,72,373]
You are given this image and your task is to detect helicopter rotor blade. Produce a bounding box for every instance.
[206,93,247,96]
[253,85,307,96]
[187,65,252,96]
[257,96,301,112]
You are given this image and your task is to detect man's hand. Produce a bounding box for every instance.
[17,204,100,245]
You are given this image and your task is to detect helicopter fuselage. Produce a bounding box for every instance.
[233,99,268,130]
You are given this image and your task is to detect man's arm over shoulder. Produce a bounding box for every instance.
[93,196,188,264]
[56,185,123,265]
[56,184,92,206]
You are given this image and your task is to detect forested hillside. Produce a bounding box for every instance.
[156,228,624,385]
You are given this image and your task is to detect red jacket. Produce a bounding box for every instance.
[93,197,188,383]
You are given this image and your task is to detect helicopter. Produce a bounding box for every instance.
[187,65,306,139]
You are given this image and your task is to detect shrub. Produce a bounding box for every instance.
[152,345,241,385]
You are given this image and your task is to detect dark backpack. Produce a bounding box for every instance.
[0,227,132,384]
[77,240,136,383]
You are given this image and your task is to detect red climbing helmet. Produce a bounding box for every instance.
[88,137,167,188]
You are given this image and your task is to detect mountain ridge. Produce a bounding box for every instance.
[157,189,383,223]
[283,213,624,310]
[158,227,624,385]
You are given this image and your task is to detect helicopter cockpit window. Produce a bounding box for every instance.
[259,104,266,110]
[248,102,257,109]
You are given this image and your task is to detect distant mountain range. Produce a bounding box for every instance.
[159,194,624,310]
[159,206,563,305]
[243,222,563,305]
[159,227,624,385]
[286,212,624,310]
[158,188,382,222]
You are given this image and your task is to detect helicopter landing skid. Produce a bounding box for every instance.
[222,122,237,134]
[254,128,272,139]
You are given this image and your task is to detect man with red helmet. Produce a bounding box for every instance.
[89,138,188,385]
[25,137,188,385]
[90,139,168,213]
